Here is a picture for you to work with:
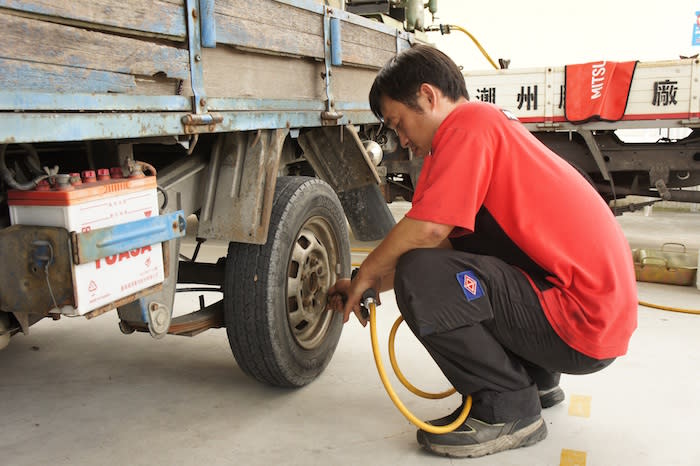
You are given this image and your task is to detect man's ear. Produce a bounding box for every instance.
[419,83,440,109]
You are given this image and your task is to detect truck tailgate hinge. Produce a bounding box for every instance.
[181,113,224,134]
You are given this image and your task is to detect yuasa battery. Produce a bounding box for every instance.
[8,170,164,315]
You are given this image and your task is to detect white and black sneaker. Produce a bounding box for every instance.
[417,410,547,458]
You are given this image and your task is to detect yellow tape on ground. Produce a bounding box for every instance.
[560,448,587,466]
[568,394,592,418]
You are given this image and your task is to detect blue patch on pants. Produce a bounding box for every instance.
[456,270,484,302]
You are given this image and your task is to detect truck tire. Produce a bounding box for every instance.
[224,176,350,387]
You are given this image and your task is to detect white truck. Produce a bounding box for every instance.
[383,57,700,210]
[466,59,700,209]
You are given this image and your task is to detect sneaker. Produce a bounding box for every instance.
[417,413,547,458]
[538,386,565,408]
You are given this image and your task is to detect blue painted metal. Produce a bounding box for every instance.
[199,0,217,48]
[31,240,53,271]
[0,113,185,143]
[275,0,324,14]
[0,0,412,144]
[322,7,336,116]
[330,17,342,66]
[0,93,371,115]
[138,299,150,327]
[207,98,326,112]
[185,0,206,114]
[335,101,373,112]
[0,108,377,144]
[216,110,372,130]
[208,98,371,112]
[73,211,186,264]
[0,92,190,112]
[396,29,412,53]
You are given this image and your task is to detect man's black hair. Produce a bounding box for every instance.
[369,44,469,121]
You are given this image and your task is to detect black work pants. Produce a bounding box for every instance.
[394,249,614,424]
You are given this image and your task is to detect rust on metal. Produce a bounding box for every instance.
[126,300,224,336]
[0,225,74,315]
[181,113,222,126]
[197,129,288,244]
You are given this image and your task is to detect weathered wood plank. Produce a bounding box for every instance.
[218,0,323,36]
[203,47,323,100]
[331,65,378,103]
[0,58,136,94]
[215,0,324,58]
[341,20,398,68]
[0,13,190,81]
[342,20,397,53]
[215,14,324,59]
[203,47,377,104]
[342,42,395,69]
[0,0,187,39]
[0,58,186,96]
[213,1,402,67]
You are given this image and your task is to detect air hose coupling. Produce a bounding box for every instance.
[351,266,376,320]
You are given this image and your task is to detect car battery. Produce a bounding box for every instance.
[8,169,164,315]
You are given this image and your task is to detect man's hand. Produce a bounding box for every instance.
[326,272,380,327]
[326,218,452,326]
[327,278,351,318]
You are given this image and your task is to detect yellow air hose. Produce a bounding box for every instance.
[638,300,700,315]
[365,296,472,434]
[448,25,500,70]
[426,24,500,70]
[388,316,456,399]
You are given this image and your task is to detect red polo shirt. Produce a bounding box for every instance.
[407,101,637,359]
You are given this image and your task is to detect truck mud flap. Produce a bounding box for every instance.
[298,125,396,241]
[337,183,395,241]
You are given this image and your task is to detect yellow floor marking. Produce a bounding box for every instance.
[568,394,592,418]
[560,448,587,466]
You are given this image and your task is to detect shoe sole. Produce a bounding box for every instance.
[540,387,565,409]
[417,417,548,458]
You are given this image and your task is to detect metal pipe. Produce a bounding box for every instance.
[0,144,48,191]
[597,184,700,203]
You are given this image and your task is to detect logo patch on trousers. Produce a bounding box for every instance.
[456,270,484,301]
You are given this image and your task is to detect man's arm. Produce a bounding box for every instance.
[338,216,453,324]
[366,218,453,292]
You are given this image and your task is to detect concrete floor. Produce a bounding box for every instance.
[1,207,699,465]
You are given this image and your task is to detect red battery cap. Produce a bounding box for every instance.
[97,168,111,180]
[110,167,124,179]
[82,170,97,183]
[35,179,51,191]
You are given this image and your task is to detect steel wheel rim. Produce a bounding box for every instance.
[286,216,338,350]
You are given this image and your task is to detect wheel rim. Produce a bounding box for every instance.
[286,216,338,350]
